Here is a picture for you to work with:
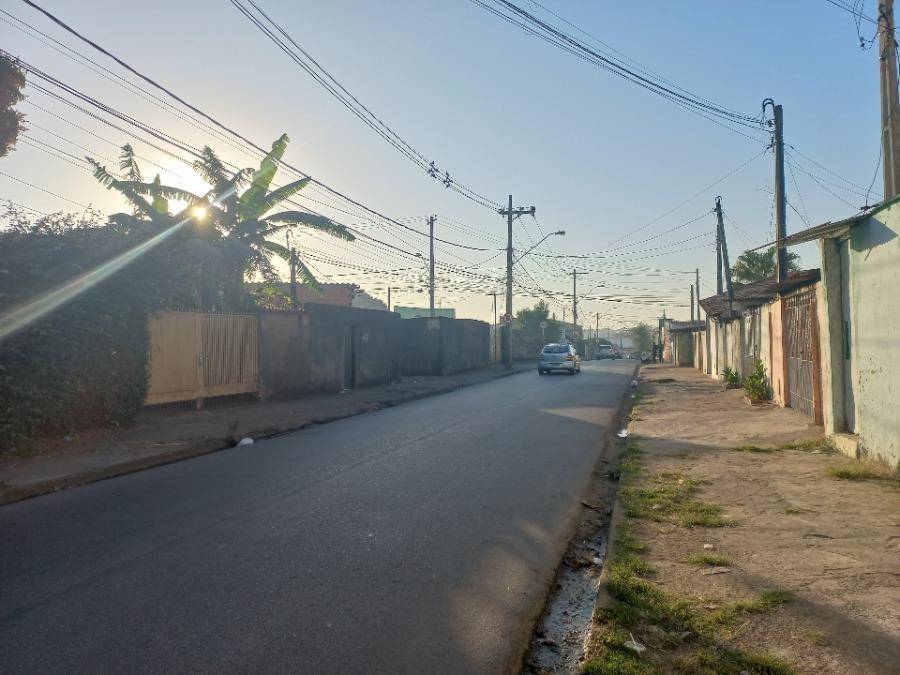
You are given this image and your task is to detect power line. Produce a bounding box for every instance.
[12,1,503,249]
[469,0,767,135]
[229,0,500,210]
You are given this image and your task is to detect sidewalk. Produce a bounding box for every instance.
[0,364,530,505]
[585,365,900,675]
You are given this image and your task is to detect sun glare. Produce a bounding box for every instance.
[191,205,208,221]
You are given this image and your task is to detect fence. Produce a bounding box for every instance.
[145,310,259,406]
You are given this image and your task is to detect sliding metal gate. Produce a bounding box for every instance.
[784,290,820,419]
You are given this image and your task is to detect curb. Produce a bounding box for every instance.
[515,361,640,673]
[0,366,529,506]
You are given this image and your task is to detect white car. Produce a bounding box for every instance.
[538,343,581,375]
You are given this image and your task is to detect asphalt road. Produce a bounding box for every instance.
[0,360,635,674]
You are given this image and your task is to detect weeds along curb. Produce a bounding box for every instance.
[518,362,640,673]
[0,366,531,506]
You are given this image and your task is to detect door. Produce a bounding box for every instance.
[343,325,356,389]
[784,289,820,419]
[839,240,857,432]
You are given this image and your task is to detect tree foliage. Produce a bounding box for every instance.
[0,54,26,159]
[629,322,653,352]
[87,134,354,306]
[515,300,551,329]
[0,205,223,448]
[732,247,800,284]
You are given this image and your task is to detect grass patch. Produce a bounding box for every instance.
[676,451,699,460]
[783,507,803,515]
[781,438,833,453]
[585,430,796,674]
[620,472,733,528]
[686,553,732,567]
[828,465,883,480]
[732,444,778,453]
[799,628,827,646]
[675,646,794,674]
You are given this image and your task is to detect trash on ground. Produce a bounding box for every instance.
[617,429,629,438]
[701,566,732,575]
[624,633,646,655]
[236,437,254,446]
[703,543,715,550]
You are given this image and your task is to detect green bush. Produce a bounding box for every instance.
[723,367,741,387]
[0,208,230,448]
[744,360,770,401]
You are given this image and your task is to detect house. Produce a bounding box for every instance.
[774,198,900,468]
[697,269,822,417]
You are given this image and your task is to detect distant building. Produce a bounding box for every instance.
[394,306,456,319]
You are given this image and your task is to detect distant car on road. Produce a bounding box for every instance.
[538,343,581,375]
[594,344,617,360]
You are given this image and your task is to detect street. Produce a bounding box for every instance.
[0,361,634,674]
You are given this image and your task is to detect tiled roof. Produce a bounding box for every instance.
[699,269,820,318]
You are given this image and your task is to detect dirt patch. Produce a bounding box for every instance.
[584,365,900,674]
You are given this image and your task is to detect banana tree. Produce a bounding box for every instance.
[87,134,353,302]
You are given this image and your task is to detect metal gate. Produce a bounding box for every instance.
[743,309,761,375]
[784,290,820,419]
[146,310,259,405]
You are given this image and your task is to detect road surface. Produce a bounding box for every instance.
[1,361,635,674]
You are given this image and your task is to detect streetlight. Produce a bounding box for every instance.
[512,230,565,265]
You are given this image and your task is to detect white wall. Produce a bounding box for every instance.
[843,203,900,467]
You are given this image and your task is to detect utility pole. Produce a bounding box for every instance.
[695,268,701,324]
[289,247,298,309]
[428,214,436,317]
[763,99,788,284]
[716,214,723,295]
[880,0,900,200]
[571,269,587,338]
[499,195,535,369]
[715,197,735,315]
[387,287,392,312]
[487,292,498,364]
[690,285,695,323]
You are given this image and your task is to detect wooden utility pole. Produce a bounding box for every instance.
[880,0,900,200]
[428,215,436,317]
[715,197,734,315]
[499,195,535,369]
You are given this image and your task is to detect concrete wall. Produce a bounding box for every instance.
[258,304,401,398]
[819,204,900,467]
[401,317,490,375]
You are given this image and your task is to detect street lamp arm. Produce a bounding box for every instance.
[512,230,565,265]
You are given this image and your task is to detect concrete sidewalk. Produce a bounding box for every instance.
[585,364,900,674]
[0,364,530,504]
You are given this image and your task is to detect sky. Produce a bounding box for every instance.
[0,0,884,327]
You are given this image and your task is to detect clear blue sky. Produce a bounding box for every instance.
[0,0,883,325]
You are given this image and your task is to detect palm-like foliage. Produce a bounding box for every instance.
[732,247,800,284]
[87,135,353,301]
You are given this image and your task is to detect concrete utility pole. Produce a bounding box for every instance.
[880,0,900,200]
[715,197,735,315]
[387,287,392,312]
[690,285,695,323]
[499,195,535,369]
[428,215,436,317]
[571,269,587,338]
[487,292,498,363]
[763,99,788,284]
[289,247,298,309]
[695,268,701,323]
[716,214,723,295]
